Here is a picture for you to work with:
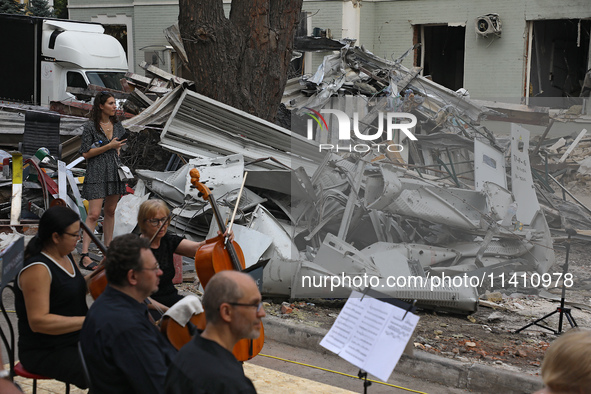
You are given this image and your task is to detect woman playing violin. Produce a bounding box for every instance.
[14,206,88,389]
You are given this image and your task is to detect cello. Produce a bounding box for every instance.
[160,168,264,361]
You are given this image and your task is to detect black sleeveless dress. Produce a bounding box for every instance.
[13,252,88,388]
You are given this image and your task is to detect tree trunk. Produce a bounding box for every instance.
[178,0,303,123]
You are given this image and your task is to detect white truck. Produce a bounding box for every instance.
[0,14,128,106]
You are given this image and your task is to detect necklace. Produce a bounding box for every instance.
[100,121,111,125]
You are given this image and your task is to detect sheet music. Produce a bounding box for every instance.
[319,295,364,353]
[320,290,419,382]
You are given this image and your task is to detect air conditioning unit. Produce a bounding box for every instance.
[475,14,502,37]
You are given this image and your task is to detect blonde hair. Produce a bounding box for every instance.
[541,329,591,393]
[137,199,170,234]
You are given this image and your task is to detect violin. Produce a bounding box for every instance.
[160,168,264,361]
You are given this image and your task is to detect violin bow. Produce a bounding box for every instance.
[225,172,248,245]
[148,198,194,244]
[149,210,174,244]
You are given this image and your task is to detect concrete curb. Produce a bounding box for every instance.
[262,315,544,394]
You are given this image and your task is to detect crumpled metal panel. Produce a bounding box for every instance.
[451,240,532,258]
[260,258,303,296]
[364,164,403,211]
[313,233,381,277]
[474,138,506,190]
[365,248,419,278]
[249,205,299,261]
[135,165,189,205]
[480,181,513,223]
[159,88,321,175]
[289,256,478,312]
[367,174,485,230]
[121,85,185,133]
[361,242,459,268]
[384,282,479,314]
[185,155,244,206]
[526,210,555,274]
[299,46,492,124]
[511,124,540,225]
[289,260,355,299]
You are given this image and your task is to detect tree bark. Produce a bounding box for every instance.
[178,0,303,123]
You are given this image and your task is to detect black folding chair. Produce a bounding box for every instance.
[77,342,93,393]
[0,284,70,394]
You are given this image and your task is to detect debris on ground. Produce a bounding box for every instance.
[1,46,591,374]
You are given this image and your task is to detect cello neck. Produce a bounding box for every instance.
[208,194,242,272]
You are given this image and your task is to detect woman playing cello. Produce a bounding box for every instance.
[137,199,233,318]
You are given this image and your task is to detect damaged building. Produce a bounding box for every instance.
[3,2,591,315]
[126,44,563,314]
[299,1,591,105]
[3,43,591,313]
[67,1,591,106]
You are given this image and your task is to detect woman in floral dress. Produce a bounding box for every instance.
[78,91,128,270]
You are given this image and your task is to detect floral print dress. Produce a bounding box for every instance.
[79,121,127,200]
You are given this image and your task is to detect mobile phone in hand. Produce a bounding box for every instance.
[119,130,130,141]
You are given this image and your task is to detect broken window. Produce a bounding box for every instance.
[528,19,591,108]
[413,24,466,91]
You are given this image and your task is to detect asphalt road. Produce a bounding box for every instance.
[249,338,470,394]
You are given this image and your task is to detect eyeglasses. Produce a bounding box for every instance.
[63,231,81,238]
[137,263,160,272]
[146,218,168,227]
[227,302,264,313]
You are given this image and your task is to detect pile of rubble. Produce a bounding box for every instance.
[2,45,591,315]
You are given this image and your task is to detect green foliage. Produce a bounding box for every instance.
[0,0,25,14]
[26,0,54,17]
[53,0,68,19]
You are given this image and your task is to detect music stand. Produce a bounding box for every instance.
[515,228,578,335]
[358,370,371,394]
[330,286,418,394]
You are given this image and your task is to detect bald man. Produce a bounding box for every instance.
[165,271,265,394]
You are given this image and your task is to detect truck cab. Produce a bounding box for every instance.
[0,14,128,106]
[40,20,129,105]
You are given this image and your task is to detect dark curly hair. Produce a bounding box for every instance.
[105,234,150,287]
[91,91,118,132]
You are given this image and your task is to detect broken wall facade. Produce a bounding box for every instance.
[303,0,591,103]
[69,0,591,107]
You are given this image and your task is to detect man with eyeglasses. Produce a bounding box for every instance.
[165,271,265,393]
[80,234,176,394]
